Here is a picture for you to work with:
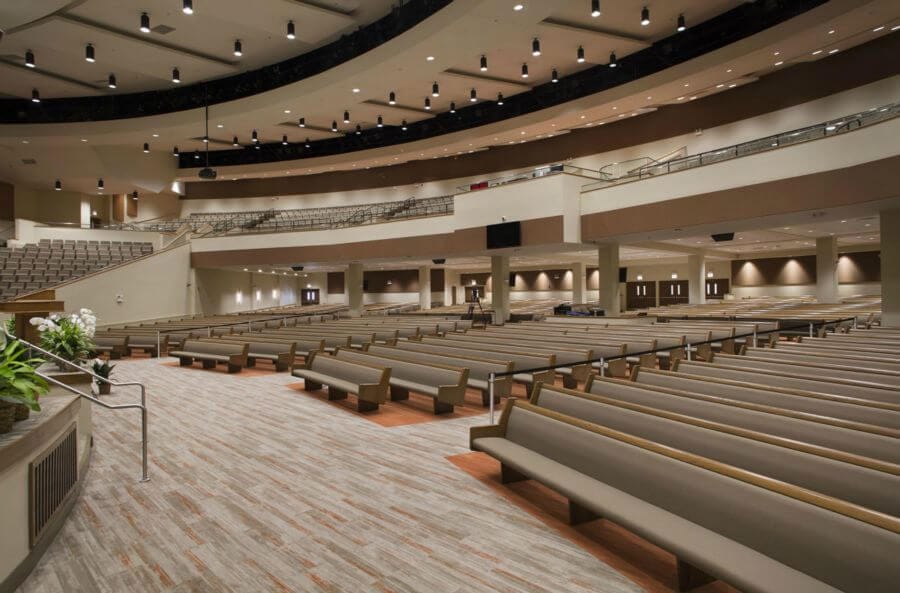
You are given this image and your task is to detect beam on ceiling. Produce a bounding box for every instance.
[629,240,737,259]
[0,59,104,91]
[442,69,531,90]
[538,19,651,47]
[58,14,239,68]
[282,0,355,21]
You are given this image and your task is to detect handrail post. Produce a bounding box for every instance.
[599,356,605,378]
[809,322,813,338]
[752,329,757,348]
[686,343,692,361]
[140,402,150,482]
[156,330,161,358]
[207,326,211,338]
[488,372,496,424]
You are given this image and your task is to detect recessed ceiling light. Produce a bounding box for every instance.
[284,109,291,114]
[774,61,783,66]
[352,88,360,93]
[716,84,724,88]
[828,29,835,34]
[426,55,435,61]
[677,96,685,101]
[217,123,224,128]
[726,68,732,73]
[152,133,159,137]
[828,48,839,54]
[513,4,524,11]
[80,138,87,142]
[728,84,736,88]
[21,139,29,144]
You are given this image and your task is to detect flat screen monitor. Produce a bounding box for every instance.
[486,221,521,249]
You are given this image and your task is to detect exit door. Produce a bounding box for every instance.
[301,288,320,305]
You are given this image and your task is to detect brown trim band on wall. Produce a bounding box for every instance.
[581,156,900,242]
[183,35,900,200]
[191,216,563,267]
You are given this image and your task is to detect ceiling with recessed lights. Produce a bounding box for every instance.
[0,0,897,196]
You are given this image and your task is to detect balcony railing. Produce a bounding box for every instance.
[581,102,899,192]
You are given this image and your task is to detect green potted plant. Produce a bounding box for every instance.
[0,339,47,432]
[30,309,97,371]
[91,358,115,395]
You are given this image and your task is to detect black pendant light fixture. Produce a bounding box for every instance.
[55,180,62,191]
[298,117,305,127]
[641,6,650,26]
[551,68,559,82]
[182,0,193,15]
[172,68,181,83]
[232,136,239,146]
[480,55,488,71]
[140,12,151,33]
[85,43,95,62]
[401,120,408,131]
[432,81,439,97]
[388,91,396,105]
[521,63,529,78]
[343,110,350,123]
[31,89,40,103]
[233,39,242,57]
[677,14,686,32]
[143,142,150,153]
[376,115,383,127]
[25,50,35,68]
[172,146,179,156]
[470,88,477,102]
[331,120,338,132]
[251,129,258,143]
[608,51,617,67]
[591,0,601,18]
[449,102,456,113]
[496,93,504,105]
[97,178,104,190]
[286,20,296,40]
[577,46,585,63]
[108,73,117,89]
[532,38,541,57]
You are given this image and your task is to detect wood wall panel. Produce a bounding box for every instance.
[0,181,13,220]
[732,256,816,286]
[430,268,445,292]
[837,251,881,283]
[327,271,345,295]
[112,194,125,223]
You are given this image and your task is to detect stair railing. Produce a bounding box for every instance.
[2,328,150,483]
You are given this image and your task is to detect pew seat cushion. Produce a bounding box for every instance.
[473,436,842,593]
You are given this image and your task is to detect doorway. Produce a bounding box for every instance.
[301,288,320,305]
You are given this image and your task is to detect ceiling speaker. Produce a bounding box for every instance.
[291,265,304,271]
[711,232,734,242]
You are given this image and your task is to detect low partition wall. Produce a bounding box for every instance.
[0,381,93,593]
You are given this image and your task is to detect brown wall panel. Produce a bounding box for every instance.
[184,35,900,200]
[327,271,345,295]
[460,273,491,292]
[512,269,571,291]
[0,181,13,220]
[837,251,881,283]
[582,157,900,242]
[732,256,816,287]
[112,194,125,223]
[430,268,445,292]
[364,269,419,293]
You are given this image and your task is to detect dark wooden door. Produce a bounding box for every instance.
[705,278,730,300]
[625,281,657,310]
[658,280,689,305]
[300,288,320,305]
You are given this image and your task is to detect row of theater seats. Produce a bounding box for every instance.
[469,323,899,593]
[0,239,152,301]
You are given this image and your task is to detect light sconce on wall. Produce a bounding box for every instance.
[236,291,243,304]
[470,279,477,285]
[636,274,644,281]
[386,280,393,285]
[306,283,312,289]
[272,289,279,299]
[707,271,714,278]
[255,289,261,301]
[671,273,679,279]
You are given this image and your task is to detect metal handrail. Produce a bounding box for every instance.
[485,316,858,423]
[581,102,899,192]
[2,328,150,483]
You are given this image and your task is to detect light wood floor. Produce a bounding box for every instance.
[17,358,647,593]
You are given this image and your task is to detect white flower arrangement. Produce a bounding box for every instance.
[29,308,97,362]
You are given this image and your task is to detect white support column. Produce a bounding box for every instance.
[571,261,586,304]
[491,255,510,324]
[688,254,706,304]
[347,263,363,317]
[443,268,460,307]
[882,209,900,327]
[816,236,839,304]
[418,265,432,311]
[596,243,620,316]
[79,199,92,228]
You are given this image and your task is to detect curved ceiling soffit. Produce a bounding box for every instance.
[177,0,828,170]
[0,0,453,124]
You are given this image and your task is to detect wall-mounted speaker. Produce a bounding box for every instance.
[291,265,304,271]
[711,232,734,242]
[432,258,446,265]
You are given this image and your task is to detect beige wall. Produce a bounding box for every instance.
[194,268,328,315]
[54,242,193,326]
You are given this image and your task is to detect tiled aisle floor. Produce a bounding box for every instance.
[17,358,645,593]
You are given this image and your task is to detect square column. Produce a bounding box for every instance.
[491,255,510,324]
[443,268,460,307]
[418,266,432,311]
[596,243,620,316]
[816,236,839,304]
[688,254,706,304]
[571,261,587,304]
[882,209,900,327]
[346,263,363,317]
